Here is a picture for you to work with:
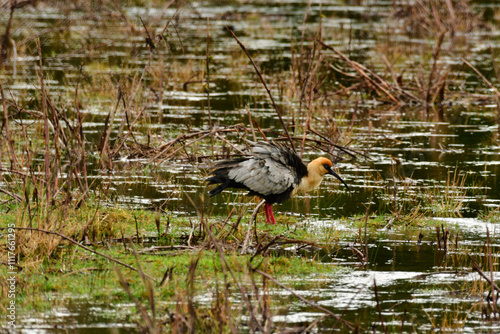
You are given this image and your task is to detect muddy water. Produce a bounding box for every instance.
[3,0,500,332]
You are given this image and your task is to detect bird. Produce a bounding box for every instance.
[206,141,350,224]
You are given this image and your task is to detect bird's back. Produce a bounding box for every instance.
[206,141,308,203]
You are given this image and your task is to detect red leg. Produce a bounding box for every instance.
[265,203,277,225]
[264,203,271,224]
[270,206,277,225]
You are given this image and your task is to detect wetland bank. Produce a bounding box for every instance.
[2,0,500,332]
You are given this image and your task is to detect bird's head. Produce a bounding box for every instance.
[311,157,350,192]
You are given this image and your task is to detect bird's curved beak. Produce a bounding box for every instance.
[325,166,350,192]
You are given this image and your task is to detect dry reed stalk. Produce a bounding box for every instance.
[356,61,420,102]
[37,39,51,205]
[350,244,366,263]
[74,65,89,199]
[111,101,150,158]
[300,51,324,158]
[299,0,313,78]
[487,229,498,313]
[260,262,272,332]
[274,134,363,160]
[153,125,246,166]
[214,133,246,155]
[159,265,174,287]
[140,16,156,52]
[426,30,446,112]
[0,1,15,62]
[253,119,268,141]
[114,52,152,156]
[206,18,212,131]
[99,88,122,168]
[490,46,500,84]
[252,237,324,262]
[381,54,401,89]
[391,158,399,222]
[364,206,369,262]
[246,107,257,142]
[129,242,158,329]
[298,36,317,139]
[436,225,442,249]
[441,225,449,252]
[154,126,240,157]
[225,26,296,152]
[206,18,215,158]
[444,0,457,34]
[159,1,180,34]
[186,254,200,334]
[151,0,176,28]
[0,79,19,169]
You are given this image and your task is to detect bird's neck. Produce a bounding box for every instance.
[293,167,324,195]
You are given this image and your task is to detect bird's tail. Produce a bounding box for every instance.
[206,158,246,197]
[206,176,230,197]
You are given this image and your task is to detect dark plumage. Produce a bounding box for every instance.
[206,141,349,224]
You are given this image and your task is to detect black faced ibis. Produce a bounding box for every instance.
[206,141,349,224]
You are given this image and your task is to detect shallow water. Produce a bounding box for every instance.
[3,0,500,332]
[17,217,500,333]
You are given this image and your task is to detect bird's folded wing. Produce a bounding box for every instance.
[228,158,296,196]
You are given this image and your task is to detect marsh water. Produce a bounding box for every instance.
[3,0,500,332]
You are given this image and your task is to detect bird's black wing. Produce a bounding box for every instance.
[252,141,308,181]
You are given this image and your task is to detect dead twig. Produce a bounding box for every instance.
[225,26,296,152]
[468,253,500,293]
[2,227,156,281]
[461,57,500,98]
[0,187,22,202]
[152,125,243,162]
[241,199,265,255]
[318,40,400,104]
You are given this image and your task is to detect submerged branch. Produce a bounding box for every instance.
[254,269,355,331]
